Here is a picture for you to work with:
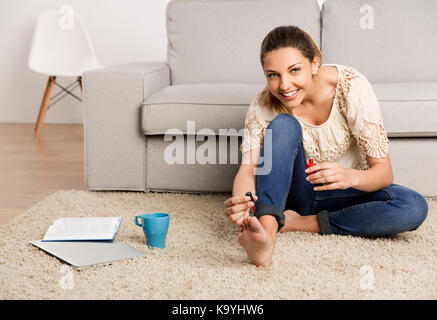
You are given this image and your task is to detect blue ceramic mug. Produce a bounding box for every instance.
[134,213,169,249]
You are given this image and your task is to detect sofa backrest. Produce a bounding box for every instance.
[321,0,437,83]
[166,0,321,85]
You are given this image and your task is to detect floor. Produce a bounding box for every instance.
[0,123,86,225]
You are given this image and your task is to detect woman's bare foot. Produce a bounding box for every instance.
[237,217,275,267]
[280,209,321,233]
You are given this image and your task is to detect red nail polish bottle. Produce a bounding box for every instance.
[245,191,256,215]
[306,158,317,177]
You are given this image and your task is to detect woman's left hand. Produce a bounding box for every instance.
[305,162,357,191]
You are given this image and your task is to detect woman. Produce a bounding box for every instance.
[223,25,428,267]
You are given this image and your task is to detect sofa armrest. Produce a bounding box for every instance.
[83,61,170,191]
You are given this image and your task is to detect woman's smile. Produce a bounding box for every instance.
[280,89,299,100]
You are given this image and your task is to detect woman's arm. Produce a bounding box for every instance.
[351,154,394,192]
[232,148,279,235]
[223,149,259,228]
[232,149,260,197]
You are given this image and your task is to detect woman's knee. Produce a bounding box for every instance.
[267,113,302,140]
[390,184,428,231]
[407,190,428,230]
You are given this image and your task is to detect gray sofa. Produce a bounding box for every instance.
[83,0,437,197]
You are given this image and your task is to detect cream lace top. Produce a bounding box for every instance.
[240,64,390,170]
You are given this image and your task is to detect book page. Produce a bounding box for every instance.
[43,217,122,241]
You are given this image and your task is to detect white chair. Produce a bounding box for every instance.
[28,9,103,141]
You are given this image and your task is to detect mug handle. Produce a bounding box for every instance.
[134,216,143,227]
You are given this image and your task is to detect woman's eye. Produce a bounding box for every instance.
[267,68,300,78]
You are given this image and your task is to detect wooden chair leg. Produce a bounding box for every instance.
[34,76,56,142]
[77,76,82,92]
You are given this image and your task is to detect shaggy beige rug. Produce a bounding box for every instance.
[0,190,436,300]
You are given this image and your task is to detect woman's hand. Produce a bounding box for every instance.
[223,195,257,228]
[305,162,357,191]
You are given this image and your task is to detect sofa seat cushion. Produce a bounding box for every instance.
[374,82,437,137]
[142,83,264,135]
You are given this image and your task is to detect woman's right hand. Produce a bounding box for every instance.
[223,194,258,228]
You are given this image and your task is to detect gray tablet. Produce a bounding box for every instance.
[30,240,146,268]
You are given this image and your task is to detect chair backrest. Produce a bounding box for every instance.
[166,0,321,85]
[28,9,101,76]
[321,0,437,83]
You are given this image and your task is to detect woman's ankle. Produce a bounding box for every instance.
[258,215,279,237]
[280,210,299,233]
[280,210,321,234]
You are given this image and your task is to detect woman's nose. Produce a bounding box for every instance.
[280,75,293,90]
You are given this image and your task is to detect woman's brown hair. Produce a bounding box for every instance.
[257,25,323,115]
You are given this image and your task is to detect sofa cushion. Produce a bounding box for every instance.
[321,0,437,83]
[374,82,437,137]
[142,83,264,135]
[166,0,321,85]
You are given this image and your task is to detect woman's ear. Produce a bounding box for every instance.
[311,56,320,74]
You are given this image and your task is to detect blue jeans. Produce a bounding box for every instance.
[254,113,428,236]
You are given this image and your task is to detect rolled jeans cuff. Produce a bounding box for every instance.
[254,204,285,233]
[316,210,333,235]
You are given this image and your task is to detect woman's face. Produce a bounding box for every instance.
[263,47,318,109]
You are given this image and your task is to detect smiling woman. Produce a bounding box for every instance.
[222,25,429,268]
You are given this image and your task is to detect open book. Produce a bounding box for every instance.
[42,217,123,241]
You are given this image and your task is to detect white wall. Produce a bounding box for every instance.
[0,0,325,124]
[0,0,171,123]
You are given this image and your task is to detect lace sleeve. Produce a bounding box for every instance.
[240,102,266,154]
[342,67,390,158]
